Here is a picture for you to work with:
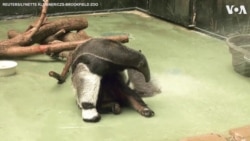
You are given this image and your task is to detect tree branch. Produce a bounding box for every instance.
[0,0,49,46]
[0,35,129,57]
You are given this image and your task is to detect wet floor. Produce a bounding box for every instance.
[0,11,250,141]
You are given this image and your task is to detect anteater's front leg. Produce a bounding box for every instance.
[72,63,102,122]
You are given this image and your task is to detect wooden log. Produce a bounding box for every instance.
[60,29,91,42]
[0,35,129,57]
[42,29,66,44]
[0,17,88,47]
[7,30,21,39]
[31,17,88,45]
[0,0,49,47]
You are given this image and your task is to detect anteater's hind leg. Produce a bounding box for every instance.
[72,63,102,122]
[112,72,154,117]
[123,87,155,117]
[97,102,122,115]
[96,77,122,115]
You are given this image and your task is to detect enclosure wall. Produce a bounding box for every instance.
[1,0,250,36]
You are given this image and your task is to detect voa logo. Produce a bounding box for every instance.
[226,5,247,14]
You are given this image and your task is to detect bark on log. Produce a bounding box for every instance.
[0,35,129,57]
[60,29,91,42]
[0,0,49,47]
[49,51,73,83]
[30,17,88,45]
[1,17,88,47]
[7,30,21,39]
[42,29,66,44]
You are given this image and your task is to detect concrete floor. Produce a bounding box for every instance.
[0,11,250,141]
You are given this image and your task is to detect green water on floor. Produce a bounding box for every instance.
[0,11,250,141]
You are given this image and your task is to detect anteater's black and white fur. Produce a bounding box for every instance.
[69,39,160,122]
